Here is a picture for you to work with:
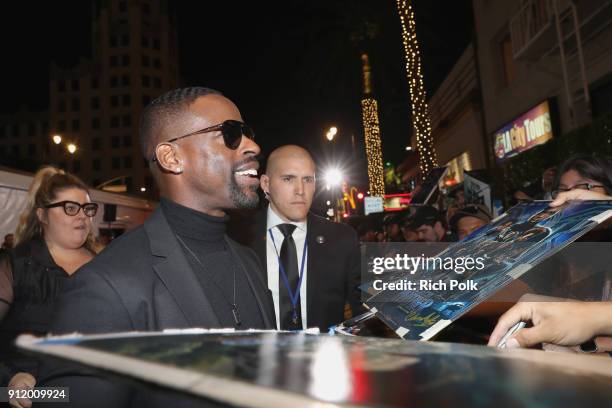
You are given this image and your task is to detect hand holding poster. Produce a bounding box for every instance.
[362,200,612,341]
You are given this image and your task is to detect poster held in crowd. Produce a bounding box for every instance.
[362,201,612,341]
[463,172,492,212]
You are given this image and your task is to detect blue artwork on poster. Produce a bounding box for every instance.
[364,201,612,340]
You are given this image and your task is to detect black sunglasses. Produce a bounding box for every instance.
[151,119,255,162]
[45,201,99,217]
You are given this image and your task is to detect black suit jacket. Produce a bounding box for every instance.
[50,206,275,333]
[41,207,275,407]
[242,207,364,332]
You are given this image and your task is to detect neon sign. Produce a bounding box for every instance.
[493,100,553,162]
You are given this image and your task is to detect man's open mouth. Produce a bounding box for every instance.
[234,169,258,178]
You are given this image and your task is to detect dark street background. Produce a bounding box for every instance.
[1,1,473,185]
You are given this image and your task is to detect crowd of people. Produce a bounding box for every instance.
[354,153,612,246]
[354,195,493,244]
[0,86,611,407]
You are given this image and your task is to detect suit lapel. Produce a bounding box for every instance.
[306,214,324,316]
[144,208,221,328]
[253,209,268,282]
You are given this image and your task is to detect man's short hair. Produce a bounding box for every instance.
[139,87,222,161]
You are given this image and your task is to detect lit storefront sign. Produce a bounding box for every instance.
[493,100,553,162]
[383,193,411,212]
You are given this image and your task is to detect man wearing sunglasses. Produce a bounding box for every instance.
[41,87,275,407]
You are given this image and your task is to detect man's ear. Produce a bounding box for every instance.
[155,143,183,174]
[260,174,270,195]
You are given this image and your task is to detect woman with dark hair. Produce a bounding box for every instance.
[0,166,101,402]
[490,156,612,350]
[551,153,612,199]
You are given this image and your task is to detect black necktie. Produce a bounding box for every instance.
[277,223,302,330]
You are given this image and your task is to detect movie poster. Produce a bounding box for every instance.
[463,172,491,211]
[363,201,612,341]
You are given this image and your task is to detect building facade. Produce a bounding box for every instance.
[474,0,612,165]
[0,0,179,196]
[0,109,49,171]
[427,43,488,185]
[423,0,612,181]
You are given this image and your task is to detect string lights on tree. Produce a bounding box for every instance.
[362,98,385,196]
[396,0,437,179]
[360,53,385,197]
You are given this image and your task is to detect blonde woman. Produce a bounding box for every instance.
[0,167,100,406]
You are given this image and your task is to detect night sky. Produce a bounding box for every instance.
[1,0,473,187]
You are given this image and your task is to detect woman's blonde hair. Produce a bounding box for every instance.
[14,166,101,253]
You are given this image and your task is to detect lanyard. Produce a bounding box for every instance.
[269,228,308,320]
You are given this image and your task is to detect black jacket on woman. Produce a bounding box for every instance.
[0,238,70,385]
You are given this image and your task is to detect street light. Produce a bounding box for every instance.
[66,143,77,154]
[323,167,343,187]
[52,134,62,145]
[325,126,338,142]
[323,167,344,222]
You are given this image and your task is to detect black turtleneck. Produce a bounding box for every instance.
[160,198,264,329]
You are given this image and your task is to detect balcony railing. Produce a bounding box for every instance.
[510,0,561,59]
